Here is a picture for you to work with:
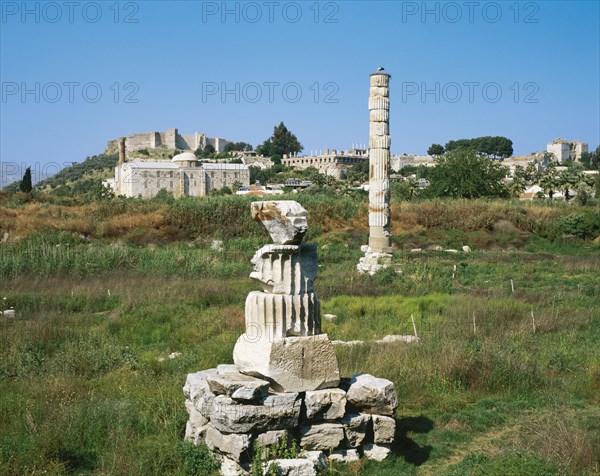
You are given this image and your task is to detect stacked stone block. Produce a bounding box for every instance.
[183,367,398,475]
[183,200,399,475]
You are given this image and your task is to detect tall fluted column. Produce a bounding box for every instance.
[368,72,392,253]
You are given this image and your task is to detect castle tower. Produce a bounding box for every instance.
[368,71,392,253]
[118,137,126,165]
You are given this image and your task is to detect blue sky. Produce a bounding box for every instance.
[1,1,599,185]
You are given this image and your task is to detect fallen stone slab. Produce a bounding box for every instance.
[206,373,270,402]
[299,423,344,451]
[217,364,240,375]
[220,456,250,476]
[304,388,346,421]
[256,429,287,448]
[208,393,301,434]
[340,413,371,448]
[205,424,252,463]
[301,451,327,470]
[344,374,398,416]
[263,458,316,476]
[372,415,396,444]
[327,449,360,463]
[378,334,419,343]
[331,340,364,347]
[183,369,217,404]
[184,399,209,443]
[363,443,391,461]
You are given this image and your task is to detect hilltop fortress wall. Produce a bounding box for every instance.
[107,128,230,155]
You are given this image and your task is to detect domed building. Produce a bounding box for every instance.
[171,152,199,168]
[106,152,249,199]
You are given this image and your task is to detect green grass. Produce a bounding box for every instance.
[1,197,599,475]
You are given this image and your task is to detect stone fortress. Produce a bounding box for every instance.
[106,127,231,155]
[282,148,369,179]
[104,138,249,199]
[546,138,589,164]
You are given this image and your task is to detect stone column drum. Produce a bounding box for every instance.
[368,72,392,253]
[233,201,340,393]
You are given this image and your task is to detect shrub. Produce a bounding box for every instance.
[555,211,600,239]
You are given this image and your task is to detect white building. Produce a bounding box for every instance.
[104,152,249,198]
[547,138,589,164]
[282,148,369,179]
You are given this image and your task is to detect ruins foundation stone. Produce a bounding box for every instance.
[183,199,399,474]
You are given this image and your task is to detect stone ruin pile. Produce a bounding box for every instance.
[183,201,399,475]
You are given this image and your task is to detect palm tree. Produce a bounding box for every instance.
[406,177,420,198]
[510,165,528,197]
[557,169,581,201]
[540,164,559,200]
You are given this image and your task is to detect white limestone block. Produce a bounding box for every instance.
[233,334,340,393]
[206,373,270,402]
[370,74,390,88]
[304,388,346,421]
[256,429,287,448]
[372,415,396,443]
[263,459,317,476]
[340,413,371,448]
[244,291,321,340]
[379,335,419,344]
[368,96,390,111]
[249,244,317,295]
[370,86,389,97]
[369,135,391,149]
[370,109,389,122]
[327,449,360,463]
[363,443,391,461]
[299,423,345,451]
[208,393,301,434]
[369,121,389,136]
[183,369,217,404]
[220,457,249,476]
[217,364,239,375]
[251,201,308,245]
[301,451,327,470]
[205,424,251,462]
[345,374,398,416]
[184,399,209,443]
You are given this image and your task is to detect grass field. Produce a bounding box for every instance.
[1,194,599,475]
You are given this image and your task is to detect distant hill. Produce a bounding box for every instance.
[33,153,119,192]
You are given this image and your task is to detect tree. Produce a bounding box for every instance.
[195,144,215,158]
[406,177,420,198]
[427,148,509,198]
[19,167,33,193]
[256,122,303,160]
[558,162,585,201]
[427,144,445,156]
[346,160,369,183]
[540,163,559,200]
[509,165,528,197]
[581,145,600,170]
[444,136,513,158]
[224,141,253,152]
